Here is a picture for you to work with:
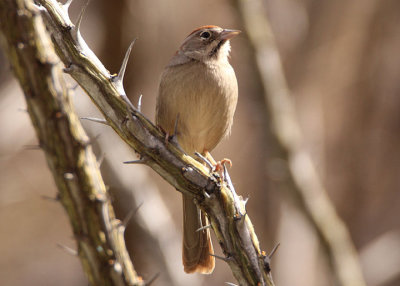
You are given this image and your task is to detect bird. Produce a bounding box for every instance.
[156,25,240,274]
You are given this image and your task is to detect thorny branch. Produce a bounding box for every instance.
[21,0,277,285]
[0,0,143,285]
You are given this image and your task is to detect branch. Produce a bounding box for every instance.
[32,0,276,285]
[0,0,143,285]
[234,0,367,285]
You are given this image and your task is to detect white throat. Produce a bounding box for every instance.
[167,40,232,67]
[215,40,231,62]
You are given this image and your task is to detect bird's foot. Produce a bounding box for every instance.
[204,150,232,181]
[214,158,232,172]
[214,159,232,181]
[157,124,184,153]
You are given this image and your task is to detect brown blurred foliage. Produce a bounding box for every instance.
[1,0,399,285]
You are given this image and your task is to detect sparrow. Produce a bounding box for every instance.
[156,25,240,273]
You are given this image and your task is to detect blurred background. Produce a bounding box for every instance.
[1,0,400,285]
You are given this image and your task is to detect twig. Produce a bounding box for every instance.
[57,243,78,256]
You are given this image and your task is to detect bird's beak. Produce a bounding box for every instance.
[219,29,241,40]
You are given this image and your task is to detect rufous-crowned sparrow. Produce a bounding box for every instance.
[156,25,240,274]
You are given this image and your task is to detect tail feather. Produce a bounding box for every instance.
[182,194,215,274]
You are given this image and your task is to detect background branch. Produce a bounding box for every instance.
[234,0,366,285]
[0,0,143,285]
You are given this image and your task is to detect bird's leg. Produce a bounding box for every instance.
[204,150,217,166]
[156,125,170,145]
[164,132,170,145]
[169,113,180,147]
[160,114,184,152]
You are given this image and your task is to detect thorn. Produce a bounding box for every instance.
[17,107,27,113]
[115,39,136,86]
[196,224,212,232]
[203,190,211,199]
[145,272,160,286]
[223,163,228,181]
[134,201,144,213]
[111,40,137,111]
[57,243,78,256]
[209,253,230,262]
[80,117,109,126]
[122,202,143,228]
[268,242,280,259]
[23,144,41,150]
[41,194,60,202]
[75,0,89,32]
[137,94,143,112]
[223,164,235,191]
[195,152,214,169]
[123,158,148,164]
[93,133,102,141]
[63,0,74,10]
[97,153,105,167]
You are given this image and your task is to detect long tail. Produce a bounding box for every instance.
[182,193,215,274]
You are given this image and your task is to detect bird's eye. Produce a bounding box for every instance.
[200,31,211,39]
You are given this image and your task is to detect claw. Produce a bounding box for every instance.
[200,151,234,181]
[213,158,232,181]
[214,158,232,172]
[221,158,232,168]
